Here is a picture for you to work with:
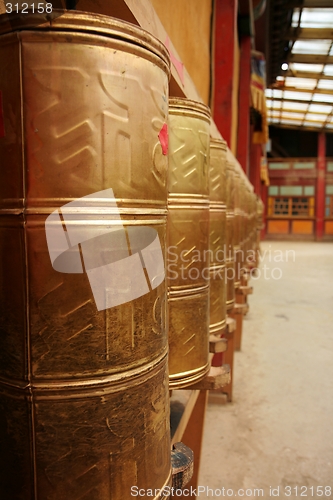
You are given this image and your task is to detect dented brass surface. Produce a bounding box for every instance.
[0,12,172,499]
[168,98,210,389]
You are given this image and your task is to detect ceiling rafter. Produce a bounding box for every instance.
[268,113,331,124]
[267,107,331,115]
[274,86,333,95]
[287,0,333,7]
[284,70,333,80]
[289,54,333,64]
[286,28,333,39]
[267,96,333,106]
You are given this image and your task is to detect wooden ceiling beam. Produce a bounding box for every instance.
[267,107,330,115]
[268,97,332,106]
[277,85,333,95]
[284,70,333,81]
[286,0,333,7]
[303,0,333,7]
[289,54,333,64]
[286,28,333,40]
[269,123,333,133]
[275,86,333,95]
[268,114,329,124]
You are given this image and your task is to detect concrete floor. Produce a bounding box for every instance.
[198,241,333,499]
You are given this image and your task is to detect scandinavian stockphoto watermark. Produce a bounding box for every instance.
[130,485,332,497]
[45,188,165,311]
[130,485,264,497]
[167,245,296,282]
[45,189,295,311]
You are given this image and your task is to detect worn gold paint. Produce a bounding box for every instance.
[168,98,210,389]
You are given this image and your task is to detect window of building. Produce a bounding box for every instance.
[325,196,333,217]
[268,196,315,217]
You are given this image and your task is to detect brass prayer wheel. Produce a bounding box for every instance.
[233,168,242,289]
[248,190,257,262]
[255,196,264,267]
[168,98,210,388]
[244,185,251,267]
[225,157,235,311]
[0,12,172,499]
[239,177,248,274]
[209,138,227,337]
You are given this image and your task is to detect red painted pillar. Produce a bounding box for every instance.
[213,0,238,146]
[316,132,326,240]
[237,36,252,176]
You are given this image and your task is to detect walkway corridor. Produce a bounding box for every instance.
[199,241,333,499]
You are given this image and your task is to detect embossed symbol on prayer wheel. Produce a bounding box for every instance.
[0,12,172,499]
[168,98,211,389]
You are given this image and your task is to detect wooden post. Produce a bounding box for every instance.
[181,390,208,497]
[237,36,252,176]
[213,0,238,150]
[316,132,326,241]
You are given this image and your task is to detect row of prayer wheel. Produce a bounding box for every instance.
[0,11,262,500]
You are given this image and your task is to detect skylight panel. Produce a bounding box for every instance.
[303,121,322,127]
[280,119,303,125]
[268,110,281,118]
[282,101,308,111]
[292,9,301,27]
[292,40,331,55]
[299,8,333,28]
[272,89,283,99]
[308,103,332,113]
[323,65,333,76]
[284,77,317,89]
[290,63,324,73]
[305,113,329,122]
[271,101,282,109]
[283,91,313,101]
[281,112,306,120]
[312,93,333,103]
[317,79,333,90]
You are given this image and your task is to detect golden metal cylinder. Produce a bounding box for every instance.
[255,197,264,267]
[209,138,227,336]
[249,192,257,256]
[0,12,172,499]
[167,98,210,389]
[233,169,242,289]
[225,159,235,311]
[239,177,247,270]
